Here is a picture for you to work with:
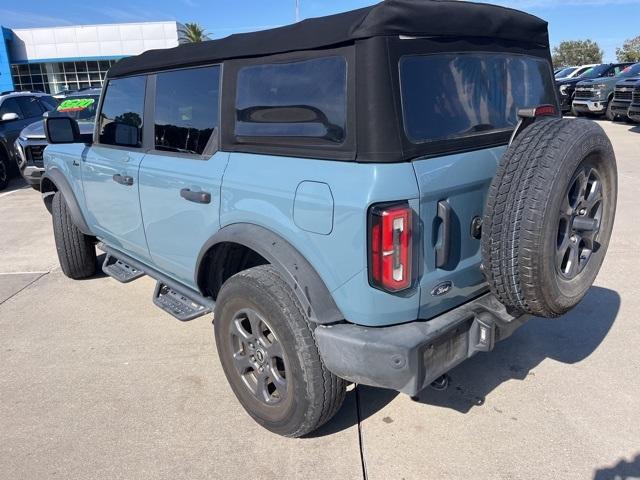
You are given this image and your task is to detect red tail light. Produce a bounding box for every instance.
[369,203,413,292]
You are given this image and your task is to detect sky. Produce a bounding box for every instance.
[1,0,639,62]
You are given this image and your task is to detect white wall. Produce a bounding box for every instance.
[8,21,180,62]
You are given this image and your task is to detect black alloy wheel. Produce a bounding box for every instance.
[229,307,288,405]
[556,165,604,280]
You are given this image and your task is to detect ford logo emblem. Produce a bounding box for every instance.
[431,281,453,297]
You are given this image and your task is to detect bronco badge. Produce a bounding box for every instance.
[431,281,453,297]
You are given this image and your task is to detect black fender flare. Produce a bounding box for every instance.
[40,169,93,236]
[195,223,344,325]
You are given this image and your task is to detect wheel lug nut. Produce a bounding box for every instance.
[578,208,587,216]
[250,355,255,361]
[570,235,578,243]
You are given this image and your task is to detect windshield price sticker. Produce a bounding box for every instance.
[57,98,95,112]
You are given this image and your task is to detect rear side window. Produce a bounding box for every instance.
[235,56,347,144]
[98,76,146,148]
[16,96,45,119]
[154,66,220,155]
[400,54,556,143]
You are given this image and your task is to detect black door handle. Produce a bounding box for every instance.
[435,200,451,268]
[113,174,134,186]
[180,188,211,204]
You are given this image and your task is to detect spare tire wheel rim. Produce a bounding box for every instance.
[556,163,604,279]
[228,308,288,405]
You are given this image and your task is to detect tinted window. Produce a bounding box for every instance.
[400,54,556,143]
[154,66,220,155]
[235,56,347,143]
[98,76,146,147]
[555,67,576,78]
[16,96,44,118]
[39,96,59,111]
[619,63,640,78]
[0,98,23,119]
[581,65,611,79]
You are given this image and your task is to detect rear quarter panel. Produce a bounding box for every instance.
[221,153,421,326]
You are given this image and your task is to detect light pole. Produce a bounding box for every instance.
[295,0,300,22]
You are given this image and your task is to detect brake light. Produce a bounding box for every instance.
[369,203,413,292]
[517,104,557,119]
[534,104,557,116]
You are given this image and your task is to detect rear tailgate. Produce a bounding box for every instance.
[413,145,506,319]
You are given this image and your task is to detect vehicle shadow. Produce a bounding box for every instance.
[308,286,620,437]
[80,252,107,280]
[593,453,640,480]
[629,125,640,134]
[1,177,28,194]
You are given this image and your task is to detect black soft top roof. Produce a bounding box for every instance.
[108,0,549,78]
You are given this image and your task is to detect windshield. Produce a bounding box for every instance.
[400,53,556,143]
[55,95,100,121]
[555,67,577,78]
[617,63,640,78]
[579,65,609,79]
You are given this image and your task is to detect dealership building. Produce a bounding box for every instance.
[0,21,184,94]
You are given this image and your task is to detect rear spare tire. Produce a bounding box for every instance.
[482,118,617,318]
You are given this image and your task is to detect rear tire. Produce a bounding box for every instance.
[52,191,96,279]
[482,118,617,318]
[214,265,346,437]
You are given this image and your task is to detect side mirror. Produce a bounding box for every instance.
[45,116,81,144]
[1,112,19,122]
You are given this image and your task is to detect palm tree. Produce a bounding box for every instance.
[179,22,209,43]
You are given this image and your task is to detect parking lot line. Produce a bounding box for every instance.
[0,271,50,275]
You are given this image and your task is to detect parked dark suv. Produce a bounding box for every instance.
[0,91,58,190]
[15,88,100,189]
[557,63,633,115]
[41,0,617,437]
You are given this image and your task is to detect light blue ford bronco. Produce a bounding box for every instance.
[41,0,617,437]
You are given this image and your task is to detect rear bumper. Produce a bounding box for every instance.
[315,293,530,396]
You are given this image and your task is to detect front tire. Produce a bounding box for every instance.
[214,265,346,437]
[52,191,96,279]
[605,101,616,121]
[0,154,8,191]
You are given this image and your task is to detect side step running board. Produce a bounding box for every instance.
[153,282,212,321]
[102,254,145,283]
[97,243,215,321]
